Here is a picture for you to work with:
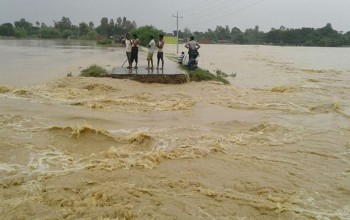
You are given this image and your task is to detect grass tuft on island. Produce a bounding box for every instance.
[167,55,230,84]
[80,65,108,77]
[178,64,230,84]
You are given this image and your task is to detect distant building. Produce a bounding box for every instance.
[96,35,104,41]
[113,35,124,44]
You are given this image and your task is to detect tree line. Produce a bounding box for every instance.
[1,16,350,47]
[180,23,350,47]
[0,17,136,40]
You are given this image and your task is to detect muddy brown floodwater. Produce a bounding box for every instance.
[1,40,350,219]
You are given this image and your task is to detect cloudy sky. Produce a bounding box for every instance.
[1,0,349,33]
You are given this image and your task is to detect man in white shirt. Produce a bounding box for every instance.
[123,34,132,67]
[147,35,156,69]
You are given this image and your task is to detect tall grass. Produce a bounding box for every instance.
[177,64,230,84]
[80,65,107,77]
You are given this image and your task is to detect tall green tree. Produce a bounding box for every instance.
[318,23,337,37]
[183,27,192,39]
[129,25,161,47]
[0,23,15,37]
[205,28,217,42]
[88,21,94,30]
[14,18,32,34]
[231,27,243,43]
[116,17,122,27]
[96,17,108,37]
[107,19,115,37]
[215,25,231,41]
[79,22,90,36]
[54,17,72,32]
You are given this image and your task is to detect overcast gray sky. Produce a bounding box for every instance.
[1,0,349,33]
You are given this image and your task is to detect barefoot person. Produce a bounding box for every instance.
[122,34,132,67]
[129,34,140,69]
[146,35,156,69]
[185,36,200,60]
[156,34,165,69]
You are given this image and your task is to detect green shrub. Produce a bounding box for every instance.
[81,30,98,40]
[62,30,73,39]
[304,40,314,46]
[215,69,229,77]
[40,28,61,39]
[14,27,27,38]
[80,65,107,77]
[96,39,112,45]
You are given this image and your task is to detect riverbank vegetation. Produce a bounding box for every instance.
[1,16,350,47]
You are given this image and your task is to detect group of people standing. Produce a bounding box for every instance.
[123,34,164,70]
[123,34,140,69]
[122,34,200,71]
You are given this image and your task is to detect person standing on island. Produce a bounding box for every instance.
[156,34,165,70]
[123,34,132,67]
[146,35,156,69]
[128,34,140,69]
[185,36,200,60]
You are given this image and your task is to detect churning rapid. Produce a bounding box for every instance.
[0,40,350,219]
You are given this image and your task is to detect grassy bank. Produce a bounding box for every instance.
[177,64,230,84]
[167,55,230,84]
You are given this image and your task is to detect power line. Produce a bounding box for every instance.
[182,0,235,19]
[181,0,241,20]
[180,0,213,14]
[172,11,183,54]
[185,0,268,27]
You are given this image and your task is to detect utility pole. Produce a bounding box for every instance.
[172,11,183,54]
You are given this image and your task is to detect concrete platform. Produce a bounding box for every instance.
[110,66,189,84]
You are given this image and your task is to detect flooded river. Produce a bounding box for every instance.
[1,40,350,219]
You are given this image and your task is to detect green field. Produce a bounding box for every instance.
[164,36,177,44]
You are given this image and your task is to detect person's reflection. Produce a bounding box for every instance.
[147,68,154,74]
[128,68,132,74]
[156,68,164,74]
[127,68,137,74]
